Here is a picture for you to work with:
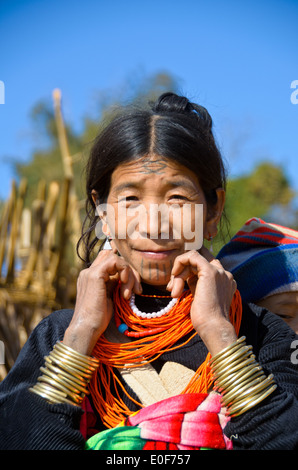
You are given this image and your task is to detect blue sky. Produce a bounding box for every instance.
[0,0,297,202]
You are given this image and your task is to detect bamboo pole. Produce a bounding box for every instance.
[17,180,45,289]
[18,180,60,291]
[52,88,74,180]
[52,89,82,264]
[5,179,27,284]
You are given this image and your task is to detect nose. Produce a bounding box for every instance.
[137,202,180,240]
[137,202,163,239]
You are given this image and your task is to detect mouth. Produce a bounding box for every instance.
[133,247,177,260]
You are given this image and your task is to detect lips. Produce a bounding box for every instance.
[133,248,177,260]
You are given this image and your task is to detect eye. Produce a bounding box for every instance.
[276,313,293,320]
[119,195,139,202]
[169,194,189,201]
[125,196,139,201]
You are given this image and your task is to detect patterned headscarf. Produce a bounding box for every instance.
[217,218,298,303]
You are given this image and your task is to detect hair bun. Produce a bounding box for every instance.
[151,92,213,132]
[151,92,192,114]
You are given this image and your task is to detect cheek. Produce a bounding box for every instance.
[179,203,205,250]
[112,239,130,258]
[106,204,145,240]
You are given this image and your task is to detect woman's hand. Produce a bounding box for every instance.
[63,248,142,356]
[167,247,238,356]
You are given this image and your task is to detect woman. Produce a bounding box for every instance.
[0,93,297,450]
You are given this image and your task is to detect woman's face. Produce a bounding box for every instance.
[96,155,224,288]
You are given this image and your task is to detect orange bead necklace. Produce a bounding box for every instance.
[89,282,242,429]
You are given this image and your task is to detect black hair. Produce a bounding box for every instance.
[77,92,227,266]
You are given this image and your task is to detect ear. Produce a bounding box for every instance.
[204,188,225,240]
[91,189,99,206]
[91,190,111,238]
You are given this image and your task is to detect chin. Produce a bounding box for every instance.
[141,277,169,287]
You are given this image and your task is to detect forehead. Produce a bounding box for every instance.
[266,291,298,306]
[109,156,200,191]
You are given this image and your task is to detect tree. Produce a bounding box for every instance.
[215,161,295,253]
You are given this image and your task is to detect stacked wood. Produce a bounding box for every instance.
[0,89,84,380]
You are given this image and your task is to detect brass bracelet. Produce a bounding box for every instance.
[209,336,277,417]
[29,342,99,407]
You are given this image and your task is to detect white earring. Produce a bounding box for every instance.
[103,237,112,250]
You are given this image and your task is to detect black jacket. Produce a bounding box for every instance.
[0,303,298,450]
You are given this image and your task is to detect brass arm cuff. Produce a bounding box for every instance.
[210,336,277,417]
[29,341,99,407]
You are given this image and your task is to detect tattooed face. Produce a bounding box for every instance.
[102,156,211,287]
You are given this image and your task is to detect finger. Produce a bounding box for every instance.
[187,274,198,294]
[131,268,142,295]
[96,256,129,283]
[120,268,134,299]
[110,239,119,254]
[170,266,197,295]
[120,266,142,299]
[106,272,120,297]
[170,276,186,298]
[209,258,225,271]
[168,251,205,297]
[90,247,113,267]
[171,250,209,277]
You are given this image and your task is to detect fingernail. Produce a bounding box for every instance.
[167,275,174,287]
[123,288,131,299]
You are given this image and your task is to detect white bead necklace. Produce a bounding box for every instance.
[129,294,178,319]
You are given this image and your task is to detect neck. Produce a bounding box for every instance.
[140,282,170,296]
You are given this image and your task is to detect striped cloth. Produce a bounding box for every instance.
[85,393,232,450]
[217,218,298,303]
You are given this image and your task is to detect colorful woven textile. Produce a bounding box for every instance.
[217,217,298,303]
[85,392,232,450]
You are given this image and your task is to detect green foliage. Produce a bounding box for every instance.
[245,162,293,206]
[215,162,295,253]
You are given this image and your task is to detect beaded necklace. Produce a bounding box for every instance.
[130,293,178,318]
[116,293,179,337]
[89,282,242,429]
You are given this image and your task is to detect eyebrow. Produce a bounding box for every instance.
[112,179,198,193]
[112,182,141,193]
